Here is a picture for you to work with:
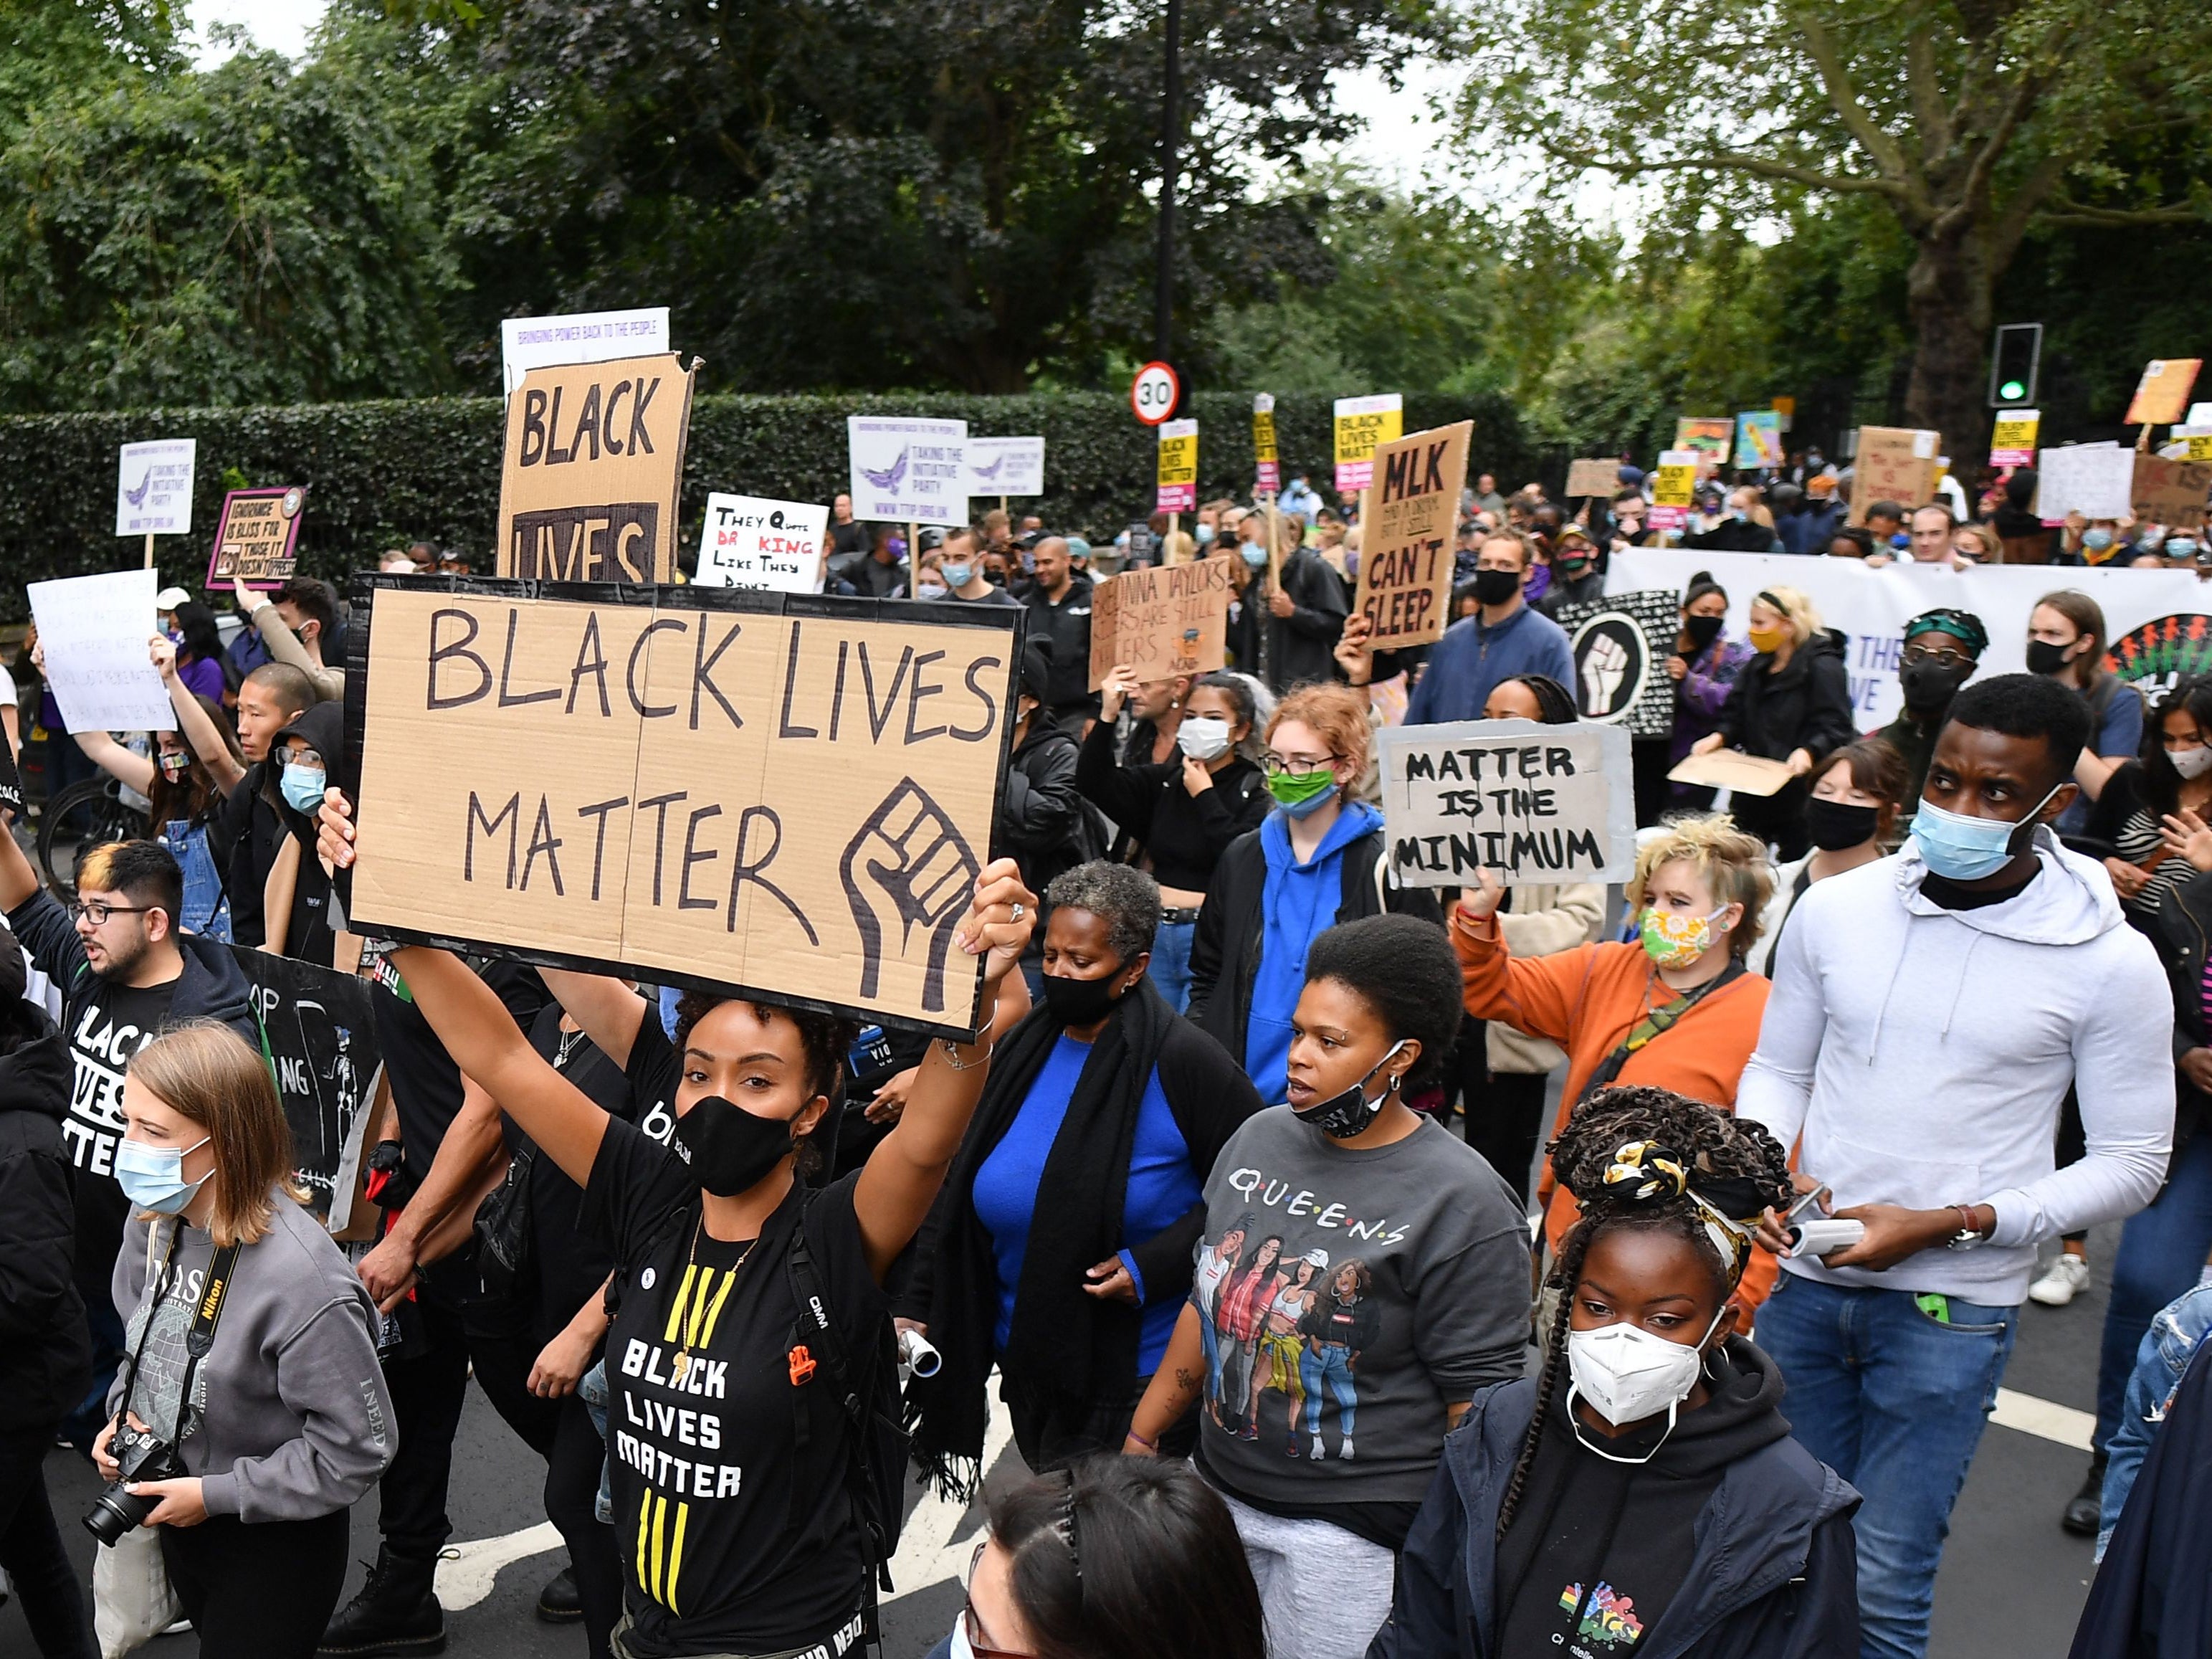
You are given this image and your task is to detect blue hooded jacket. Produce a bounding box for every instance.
[1244,802,1384,1104]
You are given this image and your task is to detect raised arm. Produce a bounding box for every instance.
[73,728,156,796]
[538,969,651,1070]
[852,862,1034,1280]
[152,637,245,794]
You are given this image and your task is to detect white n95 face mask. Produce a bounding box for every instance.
[1565,1305,1725,1458]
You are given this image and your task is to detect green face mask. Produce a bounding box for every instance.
[1268,768,1338,816]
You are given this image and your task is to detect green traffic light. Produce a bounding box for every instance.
[2000,379,2026,400]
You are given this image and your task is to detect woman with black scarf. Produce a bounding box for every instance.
[906,861,1263,1489]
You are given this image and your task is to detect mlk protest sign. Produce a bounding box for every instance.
[1089,555,1234,689]
[695,493,830,592]
[1354,419,1471,649]
[340,580,1019,1036]
[27,568,173,733]
[206,486,305,589]
[232,948,382,1228]
[1378,718,1635,888]
[497,353,696,582]
[849,416,968,526]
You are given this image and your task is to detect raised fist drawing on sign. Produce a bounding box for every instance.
[840,780,983,1013]
[1581,632,1629,717]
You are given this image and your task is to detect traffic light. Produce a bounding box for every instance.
[1988,323,2042,407]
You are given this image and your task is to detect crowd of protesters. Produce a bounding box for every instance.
[0,442,2204,1659]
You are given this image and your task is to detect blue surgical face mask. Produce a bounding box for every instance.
[2082,528,2115,552]
[940,562,973,590]
[1241,543,1267,569]
[1910,781,2061,881]
[115,1135,211,1215]
[1195,523,1216,545]
[281,762,327,814]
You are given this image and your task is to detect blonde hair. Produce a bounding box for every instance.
[1627,815,1774,960]
[1268,682,1373,780]
[126,1022,305,1247]
[1752,584,1821,646]
[1160,530,1196,565]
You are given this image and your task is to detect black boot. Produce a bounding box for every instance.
[2061,1455,2107,1537]
[319,1546,447,1657]
[536,1565,582,1625]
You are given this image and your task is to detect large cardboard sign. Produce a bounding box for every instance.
[2125,358,2202,426]
[27,569,173,734]
[848,416,968,526]
[1378,718,1635,888]
[1847,427,1940,525]
[233,948,382,1229]
[500,308,669,398]
[1354,420,1471,649]
[497,353,695,583]
[1565,458,1617,498]
[341,581,1019,1036]
[1087,556,1234,689]
[1155,419,1198,513]
[1333,394,1402,493]
[964,437,1045,498]
[2036,445,2135,520]
[695,493,830,592]
[2132,455,2212,532]
[115,439,196,538]
[206,486,305,589]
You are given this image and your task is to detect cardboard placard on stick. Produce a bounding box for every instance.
[1378,718,1635,888]
[2125,359,2203,427]
[1565,458,1617,498]
[2132,455,2212,532]
[1846,427,1940,526]
[340,581,1019,1037]
[116,439,196,538]
[1353,420,1471,650]
[206,486,305,589]
[496,353,695,581]
[1253,394,1280,494]
[1666,750,1796,797]
[1087,555,1234,689]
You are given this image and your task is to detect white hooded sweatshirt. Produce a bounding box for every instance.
[1739,827,2173,1304]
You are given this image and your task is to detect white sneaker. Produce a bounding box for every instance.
[1340,1435,1354,1461]
[1309,1435,1327,1460]
[2029,1253,2092,1306]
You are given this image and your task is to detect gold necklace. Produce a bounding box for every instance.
[668,1214,755,1384]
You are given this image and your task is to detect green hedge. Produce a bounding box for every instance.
[0,389,1533,618]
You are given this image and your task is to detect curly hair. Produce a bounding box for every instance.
[672,992,859,1181]
[1626,814,1773,959]
[1304,914,1464,1090]
[1494,1085,1790,1541]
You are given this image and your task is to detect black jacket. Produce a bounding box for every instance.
[996,721,1087,899]
[1717,629,1854,766]
[1186,819,1444,1067]
[1257,546,1350,694]
[1021,572,1097,714]
[0,1001,91,1435]
[1074,719,1269,893]
[6,888,259,1050]
[2153,869,2212,1160]
[1683,517,1780,553]
[1372,1349,1861,1659]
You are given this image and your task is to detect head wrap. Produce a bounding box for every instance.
[1596,1139,1762,1280]
[1904,607,1990,656]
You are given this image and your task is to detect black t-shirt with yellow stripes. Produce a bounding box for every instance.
[584,1115,887,1658]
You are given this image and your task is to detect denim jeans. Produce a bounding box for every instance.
[2097,1282,2212,1557]
[1150,918,1197,1014]
[1755,1270,2018,1659]
[2094,1126,2212,1455]
[1300,1343,1358,1439]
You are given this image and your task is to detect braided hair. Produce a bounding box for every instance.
[1493,1085,1791,1541]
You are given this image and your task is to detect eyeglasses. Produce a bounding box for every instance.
[963,1541,1039,1659]
[67,900,153,926]
[1900,645,1973,670]
[1263,753,1341,778]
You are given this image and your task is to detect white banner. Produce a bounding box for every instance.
[115,439,196,538]
[28,569,173,735]
[500,308,669,397]
[963,436,1044,498]
[1606,548,2212,731]
[694,493,830,592]
[847,416,968,526]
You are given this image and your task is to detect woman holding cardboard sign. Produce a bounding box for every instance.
[317,794,1035,1659]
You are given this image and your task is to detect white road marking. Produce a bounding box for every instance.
[1991,1387,2097,1453]
[885,1387,1017,1602]
[436,1521,563,1612]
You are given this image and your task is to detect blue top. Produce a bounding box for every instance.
[971,1034,1203,1372]
[1403,603,1576,726]
[2057,679,2145,833]
[1242,802,1385,1106]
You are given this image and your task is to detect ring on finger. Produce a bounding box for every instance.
[1010,901,1026,922]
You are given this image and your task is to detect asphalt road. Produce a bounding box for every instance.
[6,1219,2122,1659]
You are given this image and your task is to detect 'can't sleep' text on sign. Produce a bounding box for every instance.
[345,583,1017,1035]
[1378,718,1634,887]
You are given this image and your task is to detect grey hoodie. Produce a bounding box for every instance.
[110,1192,393,1522]
[1740,830,2173,1303]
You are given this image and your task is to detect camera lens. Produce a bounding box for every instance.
[82,1481,161,1548]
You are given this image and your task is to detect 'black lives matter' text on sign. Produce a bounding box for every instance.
[342,580,1017,1035]
[1378,718,1634,888]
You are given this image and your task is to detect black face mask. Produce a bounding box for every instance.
[672,1094,800,1197]
[2024,638,2073,678]
[1899,657,1972,712]
[1472,568,1520,607]
[1683,614,1724,650]
[1803,797,1880,852]
[1039,967,1130,1027]
[1294,1041,1410,1139]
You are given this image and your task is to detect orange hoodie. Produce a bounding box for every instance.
[1451,909,1778,1306]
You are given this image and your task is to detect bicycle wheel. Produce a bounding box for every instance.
[35,779,149,896]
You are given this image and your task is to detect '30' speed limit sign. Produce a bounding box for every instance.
[1130,361,1181,427]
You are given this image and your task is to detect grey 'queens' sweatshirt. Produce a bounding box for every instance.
[110,1191,394,1522]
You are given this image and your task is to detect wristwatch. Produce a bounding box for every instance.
[1944,1204,1991,1251]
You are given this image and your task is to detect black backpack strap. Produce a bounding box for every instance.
[1573,960,1748,1110]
